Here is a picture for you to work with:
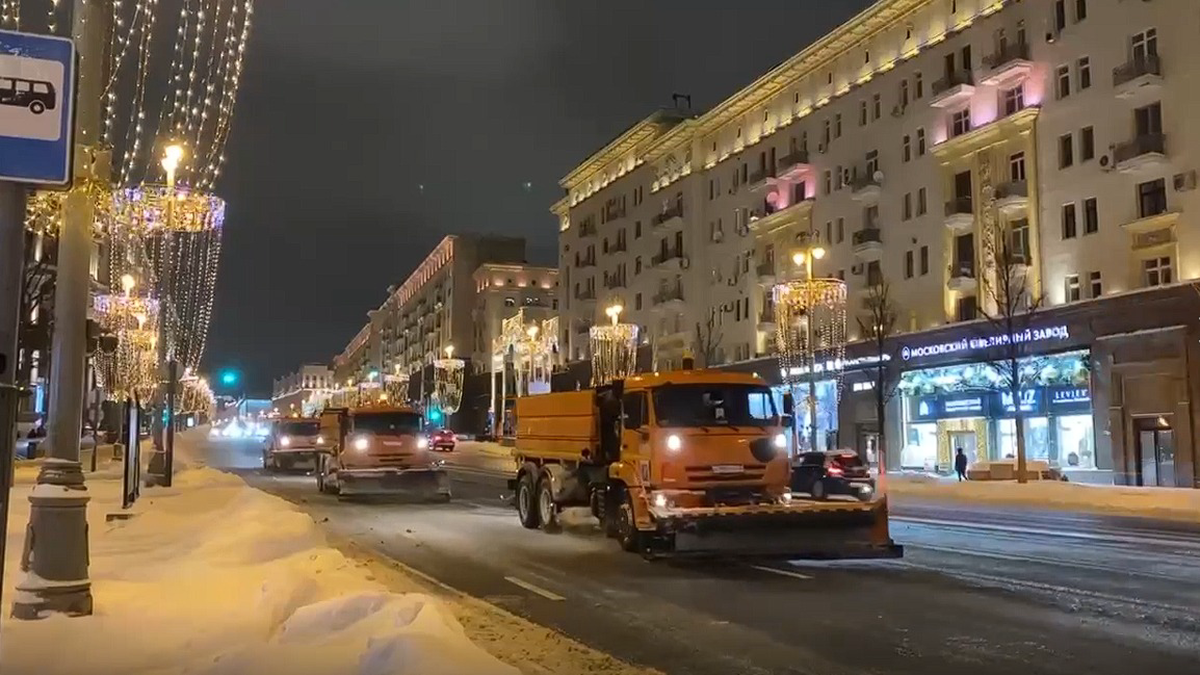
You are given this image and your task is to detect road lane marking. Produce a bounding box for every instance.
[894,516,1200,551]
[504,575,566,601]
[749,565,813,580]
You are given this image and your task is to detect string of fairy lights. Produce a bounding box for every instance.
[15,0,253,400]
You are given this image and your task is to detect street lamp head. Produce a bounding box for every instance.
[811,246,827,260]
[605,303,623,326]
[792,251,806,267]
[445,344,455,358]
[120,273,136,295]
[526,325,539,339]
[161,143,185,173]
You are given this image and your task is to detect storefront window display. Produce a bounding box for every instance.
[769,380,839,455]
[897,351,1092,472]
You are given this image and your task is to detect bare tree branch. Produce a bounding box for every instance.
[856,281,902,473]
[693,308,724,368]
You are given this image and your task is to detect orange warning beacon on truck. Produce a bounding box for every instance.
[509,367,901,559]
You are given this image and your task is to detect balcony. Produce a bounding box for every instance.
[574,288,596,304]
[852,228,883,261]
[930,70,976,109]
[605,204,627,221]
[603,275,626,290]
[994,181,1029,214]
[652,286,685,311]
[579,222,597,238]
[1113,133,1168,174]
[947,261,976,293]
[776,150,811,181]
[980,42,1033,87]
[608,239,627,253]
[757,309,777,332]
[944,197,975,233]
[1130,226,1177,252]
[652,203,684,228]
[756,261,777,285]
[748,168,774,192]
[1120,207,1178,235]
[577,256,596,269]
[1113,55,1163,100]
[850,171,883,203]
[651,247,686,272]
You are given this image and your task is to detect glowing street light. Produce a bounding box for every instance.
[444,344,455,359]
[120,273,136,296]
[605,303,623,326]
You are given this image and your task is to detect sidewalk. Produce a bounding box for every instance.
[885,472,1200,523]
[1,432,657,675]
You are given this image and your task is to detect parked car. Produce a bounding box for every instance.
[791,451,875,501]
[428,428,456,451]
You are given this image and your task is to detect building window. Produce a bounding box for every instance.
[951,109,971,137]
[903,193,913,221]
[825,221,833,245]
[900,79,909,107]
[836,218,845,243]
[1058,133,1074,168]
[635,293,642,310]
[1009,153,1026,182]
[1089,271,1102,298]
[1144,256,1172,287]
[635,221,642,238]
[1056,65,1071,99]
[823,171,832,195]
[916,128,927,155]
[920,245,929,275]
[1077,57,1091,90]
[1065,274,1081,302]
[1132,28,1158,63]
[873,93,882,120]
[1137,178,1168,218]
[865,149,879,176]
[834,114,843,138]
[1009,219,1030,264]
[1054,0,1067,32]
[859,100,868,126]
[1062,203,1077,239]
[957,296,978,322]
[1080,127,1095,162]
[1003,85,1024,116]
[917,187,927,216]
[905,250,914,279]
[915,71,924,98]
[902,135,911,162]
[635,256,642,274]
[1083,197,1098,234]
[1075,0,1087,22]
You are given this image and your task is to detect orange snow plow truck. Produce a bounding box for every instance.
[510,368,902,559]
[315,404,450,501]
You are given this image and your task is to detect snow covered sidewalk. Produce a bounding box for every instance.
[886,472,1200,522]
[1,460,650,675]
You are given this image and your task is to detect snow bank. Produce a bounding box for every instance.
[1,465,518,675]
[887,473,1200,521]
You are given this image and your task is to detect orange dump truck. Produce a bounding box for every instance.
[315,404,450,501]
[510,369,901,559]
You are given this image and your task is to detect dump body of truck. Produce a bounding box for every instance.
[315,405,450,500]
[510,369,901,559]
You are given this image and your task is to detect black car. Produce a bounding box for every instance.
[791,451,875,501]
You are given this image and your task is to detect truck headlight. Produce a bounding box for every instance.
[316,435,325,445]
[417,437,429,449]
[773,433,787,449]
[780,489,793,504]
[652,492,670,509]
[666,434,683,451]
[352,435,370,451]
[280,435,291,447]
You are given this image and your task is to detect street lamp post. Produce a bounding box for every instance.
[792,233,826,454]
[148,143,184,487]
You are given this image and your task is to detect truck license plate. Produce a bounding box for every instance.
[711,464,744,475]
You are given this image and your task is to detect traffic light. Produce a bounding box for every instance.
[428,408,442,423]
[220,369,239,386]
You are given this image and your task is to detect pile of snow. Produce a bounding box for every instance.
[887,473,1200,522]
[1,466,518,675]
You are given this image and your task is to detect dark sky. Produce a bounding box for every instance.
[208,0,871,396]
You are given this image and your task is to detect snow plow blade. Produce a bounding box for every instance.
[649,499,902,560]
[337,468,451,500]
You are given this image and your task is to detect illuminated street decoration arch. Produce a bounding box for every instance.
[773,278,848,432]
[589,304,638,386]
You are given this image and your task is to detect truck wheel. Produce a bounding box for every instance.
[516,472,540,529]
[616,492,643,553]
[537,475,561,533]
[263,451,275,472]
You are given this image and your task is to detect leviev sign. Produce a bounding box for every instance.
[900,325,1071,362]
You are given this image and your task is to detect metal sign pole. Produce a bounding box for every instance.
[0,181,29,628]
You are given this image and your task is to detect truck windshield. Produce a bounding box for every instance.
[281,422,319,436]
[652,384,778,428]
[352,412,422,435]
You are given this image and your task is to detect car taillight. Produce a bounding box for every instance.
[826,465,844,477]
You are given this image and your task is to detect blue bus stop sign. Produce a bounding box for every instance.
[0,29,76,186]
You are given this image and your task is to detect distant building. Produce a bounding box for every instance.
[271,364,333,417]
[470,263,559,368]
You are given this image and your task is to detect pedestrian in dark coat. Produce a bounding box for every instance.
[954,447,969,482]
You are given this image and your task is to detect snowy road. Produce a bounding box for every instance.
[197,437,1200,675]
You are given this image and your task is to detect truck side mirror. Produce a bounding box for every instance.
[781,416,794,429]
[782,391,795,412]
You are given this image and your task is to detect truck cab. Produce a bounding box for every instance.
[315,405,450,501]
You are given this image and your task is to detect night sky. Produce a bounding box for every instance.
[208,0,871,396]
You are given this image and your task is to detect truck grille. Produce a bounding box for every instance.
[684,464,767,482]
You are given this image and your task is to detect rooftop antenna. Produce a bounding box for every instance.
[672,93,692,111]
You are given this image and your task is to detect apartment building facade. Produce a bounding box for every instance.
[556,0,1200,488]
[470,263,559,367]
[271,364,334,416]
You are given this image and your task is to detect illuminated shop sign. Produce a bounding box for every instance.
[1049,387,1089,405]
[999,389,1040,414]
[909,385,1092,422]
[899,325,1071,361]
[781,354,890,378]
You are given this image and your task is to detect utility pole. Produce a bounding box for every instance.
[12,0,110,619]
[0,182,29,622]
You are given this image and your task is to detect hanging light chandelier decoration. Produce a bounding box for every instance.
[589,304,638,386]
[93,292,161,401]
[772,277,849,406]
[177,375,216,415]
[432,346,465,415]
[383,370,410,404]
